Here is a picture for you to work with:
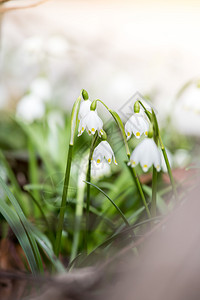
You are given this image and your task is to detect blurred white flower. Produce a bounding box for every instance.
[46,36,69,57]
[160,148,173,173]
[173,149,190,168]
[128,138,161,172]
[91,159,111,180]
[47,111,64,129]
[92,141,117,165]
[179,83,200,114]
[78,110,103,137]
[125,113,149,140]
[173,83,200,136]
[16,94,45,123]
[22,36,45,63]
[47,112,64,162]
[30,77,51,101]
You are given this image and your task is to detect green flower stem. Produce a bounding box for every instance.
[85,133,98,253]
[54,144,73,257]
[150,110,159,217]
[95,99,130,156]
[95,99,150,218]
[159,135,177,199]
[151,167,157,217]
[139,100,177,200]
[128,166,151,219]
[70,161,86,263]
[55,94,82,257]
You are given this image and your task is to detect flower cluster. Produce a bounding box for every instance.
[77,93,169,174]
[125,99,162,173]
[77,91,117,168]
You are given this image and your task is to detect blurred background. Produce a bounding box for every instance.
[0,0,200,128]
[0,1,200,286]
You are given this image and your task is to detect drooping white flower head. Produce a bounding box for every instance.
[78,110,103,137]
[128,138,161,172]
[92,141,118,165]
[125,113,149,140]
[78,100,92,122]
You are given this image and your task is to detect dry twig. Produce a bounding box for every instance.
[0,0,51,13]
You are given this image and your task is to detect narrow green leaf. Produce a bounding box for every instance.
[0,196,38,274]
[31,228,66,273]
[0,177,43,273]
[84,181,130,227]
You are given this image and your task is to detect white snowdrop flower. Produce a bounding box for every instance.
[125,113,149,140]
[92,141,117,165]
[160,148,173,173]
[16,94,45,123]
[78,110,104,137]
[30,77,51,102]
[173,149,190,168]
[78,100,92,134]
[128,138,161,172]
[78,100,92,122]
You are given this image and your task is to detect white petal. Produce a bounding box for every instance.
[125,114,149,139]
[93,141,117,165]
[91,159,111,179]
[78,100,92,120]
[86,111,103,134]
[128,138,161,172]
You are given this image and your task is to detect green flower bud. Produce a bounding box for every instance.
[100,130,107,141]
[134,101,140,113]
[148,123,154,138]
[90,100,97,111]
[82,89,89,100]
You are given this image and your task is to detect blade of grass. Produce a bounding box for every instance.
[27,138,40,216]
[80,216,161,266]
[0,176,43,273]
[0,150,24,208]
[0,196,39,274]
[31,228,66,273]
[84,181,130,227]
